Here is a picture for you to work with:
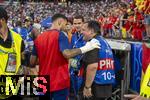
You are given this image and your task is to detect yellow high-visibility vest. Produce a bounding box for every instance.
[140,64,150,98]
[0,30,22,99]
[0,30,22,75]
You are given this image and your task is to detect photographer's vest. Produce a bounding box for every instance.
[0,30,22,99]
[95,36,115,84]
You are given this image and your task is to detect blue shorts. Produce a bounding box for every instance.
[40,88,69,100]
[144,14,150,25]
[50,88,69,100]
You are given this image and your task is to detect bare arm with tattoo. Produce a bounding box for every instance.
[62,39,100,59]
[62,48,82,59]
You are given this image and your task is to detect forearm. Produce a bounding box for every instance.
[112,26,117,34]
[128,26,132,33]
[85,65,98,88]
[63,48,82,59]
[145,6,150,13]
[30,55,37,68]
[21,52,26,67]
[63,39,100,59]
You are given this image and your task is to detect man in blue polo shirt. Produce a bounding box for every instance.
[70,15,86,99]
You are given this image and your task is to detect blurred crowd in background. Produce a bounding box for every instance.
[1,0,150,41]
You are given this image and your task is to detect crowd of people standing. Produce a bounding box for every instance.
[2,0,149,41]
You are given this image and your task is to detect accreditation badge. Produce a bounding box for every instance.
[5,53,17,73]
[70,58,78,68]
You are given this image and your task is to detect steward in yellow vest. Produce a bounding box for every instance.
[0,7,25,99]
[0,29,23,75]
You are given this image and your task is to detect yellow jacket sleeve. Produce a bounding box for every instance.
[140,64,150,98]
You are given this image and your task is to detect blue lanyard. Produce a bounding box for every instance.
[73,34,84,48]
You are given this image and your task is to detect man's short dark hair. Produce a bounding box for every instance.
[52,13,68,22]
[16,20,22,27]
[73,15,84,22]
[87,20,101,35]
[0,7,8,22]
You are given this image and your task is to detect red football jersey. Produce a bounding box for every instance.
[34,30,70,92]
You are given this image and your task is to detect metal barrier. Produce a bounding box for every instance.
[106,39,142,100]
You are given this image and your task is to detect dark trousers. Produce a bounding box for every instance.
[5,95,22,100]
[39,88,69,100]
[76,83,112,100]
